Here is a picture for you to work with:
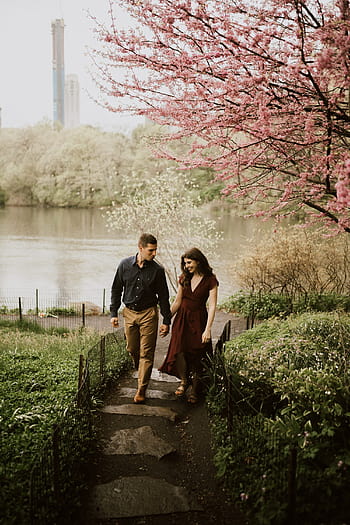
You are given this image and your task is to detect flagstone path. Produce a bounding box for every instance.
[81,311,248,525]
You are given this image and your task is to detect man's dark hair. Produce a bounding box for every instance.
[138,233,157,247]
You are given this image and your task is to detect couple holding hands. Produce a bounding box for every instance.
[110,233,218,405]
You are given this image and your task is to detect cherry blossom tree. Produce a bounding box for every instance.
[91,0,350,232]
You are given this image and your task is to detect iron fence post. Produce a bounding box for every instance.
[52,424,60,501]
[287,446,297,524]
[77,354,84,408]
[100,336,106,383]
[225,319,231,340]
[225,361,234,432]
[19,297,22,321]
[102,288,106,314]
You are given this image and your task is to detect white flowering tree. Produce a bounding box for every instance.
[105,169,222,291]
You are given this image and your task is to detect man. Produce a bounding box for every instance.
[110,233,171,403]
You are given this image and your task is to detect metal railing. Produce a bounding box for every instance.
[210,319,350,525]
[211,321,296,524]
[0,289,112,331]
[29,331,128,525]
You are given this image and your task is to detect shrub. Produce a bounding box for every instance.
[294,292,350,313]
[208,312,350,524]
[220,291,350,319]
[232,226,350,298]
[46,306,79,316]
[220,291,292,319]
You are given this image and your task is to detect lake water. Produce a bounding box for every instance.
[0,206,271,308]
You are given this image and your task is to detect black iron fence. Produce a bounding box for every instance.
[210,320,350,525]
[29,331,127,525]
[0,289,112,331]
[211,321,296,525]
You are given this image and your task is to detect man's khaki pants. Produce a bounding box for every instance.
[122,306,159,392]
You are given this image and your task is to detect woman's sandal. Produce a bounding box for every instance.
[175,383,188,397]
[188,393,199,404]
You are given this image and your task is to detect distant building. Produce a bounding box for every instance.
[65,74,80,128]
[51,18,65,125]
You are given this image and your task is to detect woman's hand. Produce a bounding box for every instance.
[202,329,211,344]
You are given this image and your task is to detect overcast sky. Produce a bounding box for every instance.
[0,0,142,133]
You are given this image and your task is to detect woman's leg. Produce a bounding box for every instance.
[187,353,204,403]
[174,351,188,396]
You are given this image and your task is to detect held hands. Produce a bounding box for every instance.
[159,324,170,337]
[110,317,119,328]
[202,329,211,344]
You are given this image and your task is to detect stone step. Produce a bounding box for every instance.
[89,476,202,519]
[101,404,178,421]
[103,425,176,459]
[132,368,180,383]
[118,387,174,400]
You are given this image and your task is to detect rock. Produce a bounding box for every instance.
[132,368,180,383]
[89,476,202,519]
[101,404,178,421]
[117,387,173,400]
[103,425,176,458]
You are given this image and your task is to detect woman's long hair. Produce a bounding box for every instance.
[180,247,214,287]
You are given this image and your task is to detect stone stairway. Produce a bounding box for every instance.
[83,312,247,525]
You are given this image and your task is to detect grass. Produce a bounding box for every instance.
[0,322,105,524]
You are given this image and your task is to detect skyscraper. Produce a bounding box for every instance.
[51,19,65,125]
[65,74,80,128]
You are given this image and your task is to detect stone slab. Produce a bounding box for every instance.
[103,425,176,459]
[118,387,173,400]
[90,476,202,519]
[132,368,180,383]
[101,404,178,421]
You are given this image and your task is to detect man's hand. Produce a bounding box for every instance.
[159,324,169,337]
[111,317,119,328]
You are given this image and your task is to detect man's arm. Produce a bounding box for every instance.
[110,263,124,326]
[156,266,172,328]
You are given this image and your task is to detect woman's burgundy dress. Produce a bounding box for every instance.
[159,274,218,378]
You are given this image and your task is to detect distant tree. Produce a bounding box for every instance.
[0,121,222,207]
[127,122,224,201]
[92,0,350,233]
[0,124,132,207]
[35,126,131,207]
[0,124,53,205]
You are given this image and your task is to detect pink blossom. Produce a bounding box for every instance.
[92,0,350,234]
[335,160,350,206]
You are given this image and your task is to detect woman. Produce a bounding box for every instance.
[159,247,218,403]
